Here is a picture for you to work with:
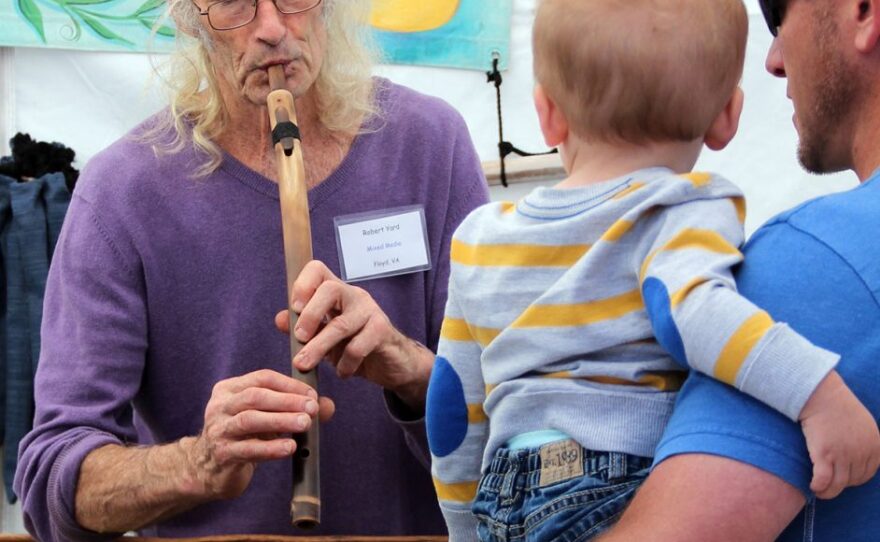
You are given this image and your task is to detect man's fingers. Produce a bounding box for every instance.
[219,438,297,463]
[318,397,336,423]
[275,310,290,334]
[335,318,383,378]
[222,369,318,398]
[223,387,320,417]
[295,307,370,371]
[293,281,348,344]
[291,260,339,313]
[226,410,313,437]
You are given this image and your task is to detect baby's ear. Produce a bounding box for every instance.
[705,86,744,151]
[533,84,567,149]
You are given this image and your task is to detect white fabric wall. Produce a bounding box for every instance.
[0,0,860,533]
[0,0,858,234]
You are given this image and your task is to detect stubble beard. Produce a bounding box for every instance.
[796,16,859,174]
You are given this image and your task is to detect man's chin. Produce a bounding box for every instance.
[240,87,271,107]
[797,144,848,175]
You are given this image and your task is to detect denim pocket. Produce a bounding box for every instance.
[522,473,647,542]
[473,446,651,542]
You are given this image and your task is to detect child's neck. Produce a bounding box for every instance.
[556,136,703,189]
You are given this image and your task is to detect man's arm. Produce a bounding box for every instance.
[75,440,205,533]
[599,454,805,542]
[74,369,333,534]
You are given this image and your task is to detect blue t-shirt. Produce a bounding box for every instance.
[654,172,880,541]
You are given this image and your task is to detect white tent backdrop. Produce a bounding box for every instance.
[1,0,859,231]
[0,0,860,533]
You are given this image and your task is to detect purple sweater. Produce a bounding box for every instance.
[14,81,489,540]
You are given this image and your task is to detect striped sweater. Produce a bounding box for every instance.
[425,168,839,541]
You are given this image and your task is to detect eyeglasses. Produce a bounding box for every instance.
[195,0,322,31]
[758,0,787,37]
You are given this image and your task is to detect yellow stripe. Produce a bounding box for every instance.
[662,229,739,254]
[433,479,479,503]
[512,289,643,328]
[451,239,590,267]
[440,318,474,342]
[631,372,687,391]
[440,317,500,347]
[670,277,710,307]
[680,172,712,187]
[471,326,501,347]
[485,383,498,395]
[467,403,488,423]
[600,219,635,242]
[640,229,741,283]
[713,311,774,385]
[499,202,516,214]
[732,197,746,224]
[540,371,572,379]
[541,371,686,391]
[612,182,646,200]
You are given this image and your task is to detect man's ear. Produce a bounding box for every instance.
[705,86,744,151]
[854,0,880,53]
[533,84,568,149]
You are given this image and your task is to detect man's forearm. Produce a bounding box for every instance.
[75,437,211,533]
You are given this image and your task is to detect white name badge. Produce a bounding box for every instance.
[334,205,432,282]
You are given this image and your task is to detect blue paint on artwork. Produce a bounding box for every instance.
[373,0,511,71]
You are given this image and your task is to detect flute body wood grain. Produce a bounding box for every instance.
[266,65,320,529]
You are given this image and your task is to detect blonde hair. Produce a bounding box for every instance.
[148,0,378,176]
[533,0,748,144]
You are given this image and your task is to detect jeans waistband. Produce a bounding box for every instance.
[481,443,652,493]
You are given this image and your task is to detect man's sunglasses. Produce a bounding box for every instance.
[758,0,787,36]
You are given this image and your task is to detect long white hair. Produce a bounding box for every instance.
[148,0,378,176]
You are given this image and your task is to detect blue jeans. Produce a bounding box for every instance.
[473,443,651,541]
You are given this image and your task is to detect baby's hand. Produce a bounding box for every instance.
[799,370,880,499]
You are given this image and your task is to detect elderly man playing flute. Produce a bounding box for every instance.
[14,0,489,539]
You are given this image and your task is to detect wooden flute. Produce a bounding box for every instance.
[266,65,320,528]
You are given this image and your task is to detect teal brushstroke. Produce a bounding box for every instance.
[0,0,175,52]
[16,0,47,43]
[0,0,511,71]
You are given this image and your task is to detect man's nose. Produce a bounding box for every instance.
[765,37,787,78]
[253,0,287,42]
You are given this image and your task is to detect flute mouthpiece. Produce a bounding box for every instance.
[268,65,286,91]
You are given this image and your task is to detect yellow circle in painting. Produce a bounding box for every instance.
[370,0,460,33]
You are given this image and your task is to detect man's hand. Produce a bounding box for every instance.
[75,369,335,533]
[189,369,335,500]
[799,370,880,499]
[274,260,434,410]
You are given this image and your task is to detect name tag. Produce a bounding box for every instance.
[334,206,432,282]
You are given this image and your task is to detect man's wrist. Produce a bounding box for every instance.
[388,338,433,412]
[177,436,215,501]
